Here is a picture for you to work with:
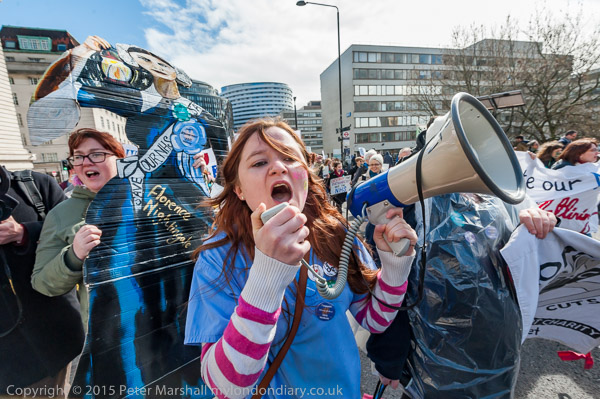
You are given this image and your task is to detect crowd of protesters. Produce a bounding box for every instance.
[1,120,596,397]
[513,129,598,170]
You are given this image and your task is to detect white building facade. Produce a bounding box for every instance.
[0,43,33,170]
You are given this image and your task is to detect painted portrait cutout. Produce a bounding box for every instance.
[28,36,228,397]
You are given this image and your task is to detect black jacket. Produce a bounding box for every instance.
[0,171,84,390]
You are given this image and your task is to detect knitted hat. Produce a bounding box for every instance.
[370,154,383,165]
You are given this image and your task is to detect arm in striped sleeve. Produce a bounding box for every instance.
[350,249,414,333]
[200,248,300,399]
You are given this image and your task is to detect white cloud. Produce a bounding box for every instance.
[139,0,600,107]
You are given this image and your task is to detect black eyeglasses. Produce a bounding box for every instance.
[68,152,115,166]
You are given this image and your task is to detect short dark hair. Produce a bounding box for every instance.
[565,130,578,137]
[515,135,524,140]
[68,128,126,158]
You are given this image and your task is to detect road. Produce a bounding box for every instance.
[360,339,600,398]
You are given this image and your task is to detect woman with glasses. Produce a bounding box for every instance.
[551,138,598,170]
[32,128,125,330]
[354,153,384,187]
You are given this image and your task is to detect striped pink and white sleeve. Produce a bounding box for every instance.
[350,249,414,333]
[200,248,300,399]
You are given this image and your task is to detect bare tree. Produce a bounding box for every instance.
[415,6,600,142]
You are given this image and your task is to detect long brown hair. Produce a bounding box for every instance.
[559,138,597,165]
[537,141,563,164]
[193,118,377,294]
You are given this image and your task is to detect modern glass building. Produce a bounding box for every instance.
[220,82,294,131]
[178,79,235,136]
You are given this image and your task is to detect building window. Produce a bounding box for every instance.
[4,40,16,49]
[41,153,59,162]
[17,113,24,127]
[100,116,105,129]
[5,56,15,62]
[29,77,39,85]
[17,36,51,51]
[28,57,43,63]
[12,93,18,105]
[57,44,67,52]
[112,121,116,131]
[9,77,14,84]
[419,54,431,64]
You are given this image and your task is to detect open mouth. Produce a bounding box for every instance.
[271,182,292,203]
[85,171,100,178]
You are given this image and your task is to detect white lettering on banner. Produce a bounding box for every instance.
[516,152,600,234]
[139,131,173,173]
[330,175,352,195]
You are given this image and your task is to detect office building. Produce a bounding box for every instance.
[320,44,444,157]
[221,82,294,131]
[281,100,323,153]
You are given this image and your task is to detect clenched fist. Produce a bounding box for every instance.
[72,224,102,260]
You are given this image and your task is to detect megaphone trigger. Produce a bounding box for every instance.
[366,201,411,257]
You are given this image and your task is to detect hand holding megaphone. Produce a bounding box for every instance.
[369,201,417,257]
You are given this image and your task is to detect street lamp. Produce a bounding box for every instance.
[296,0,344,160]
[293,96,298,130]
[478,90,525,111]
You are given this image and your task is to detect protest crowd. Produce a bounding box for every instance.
[1,34,599,399]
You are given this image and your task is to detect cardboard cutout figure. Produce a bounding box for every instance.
[28,36,228,398]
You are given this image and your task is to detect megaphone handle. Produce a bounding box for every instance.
[366,201,411,257]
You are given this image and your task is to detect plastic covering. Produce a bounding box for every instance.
[26,37,229,398]
[404,193,524,398]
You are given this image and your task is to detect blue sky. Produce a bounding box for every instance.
[2,0,600,106]
[1,0,151,47]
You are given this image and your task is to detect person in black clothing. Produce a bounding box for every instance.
[0,166,84,392]
[383,151,393,167]
[326,161,348,212]
[558,129,578,147]
[349,156,365,182]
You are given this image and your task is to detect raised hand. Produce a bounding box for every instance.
[373,207,418,256]
[519,207,557,239]
[251,203,311,265]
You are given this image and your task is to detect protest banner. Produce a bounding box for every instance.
[516,152,600,234]
[501,226,600,353]
[330,175,352,195]
[27,35,229,396]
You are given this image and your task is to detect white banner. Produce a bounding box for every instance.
[330,175,352,195]
[501,226,600,353]
[516,152,600,234]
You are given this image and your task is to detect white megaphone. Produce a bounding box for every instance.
[346,92,526,257]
